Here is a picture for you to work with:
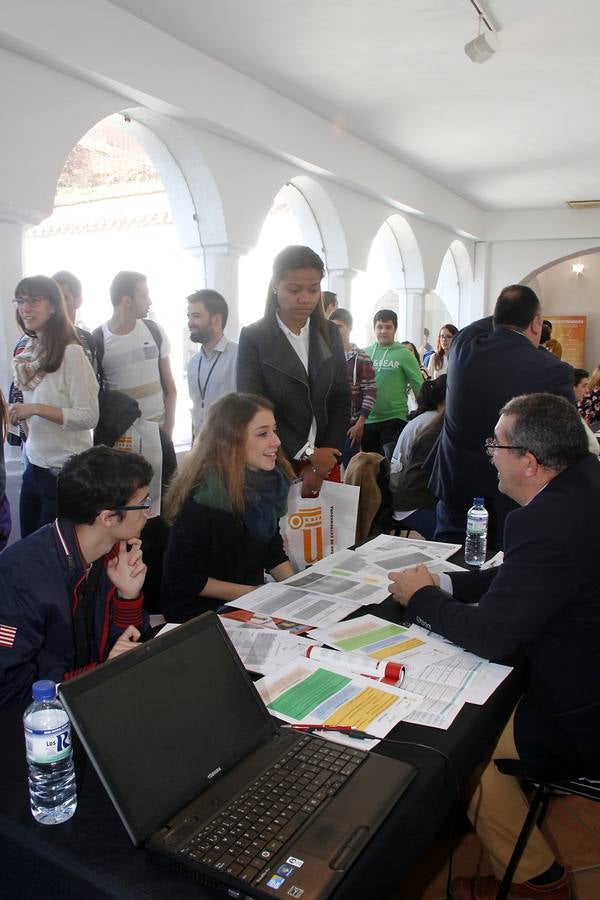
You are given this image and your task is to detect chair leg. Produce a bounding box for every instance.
[496,783,549,900]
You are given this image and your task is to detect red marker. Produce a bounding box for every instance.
[305,645,406,685]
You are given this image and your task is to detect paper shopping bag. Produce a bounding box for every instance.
[113,419,163,515]
[280,480,360,571]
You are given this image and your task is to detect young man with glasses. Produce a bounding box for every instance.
[0,446,153,708]
[389,394,598,900]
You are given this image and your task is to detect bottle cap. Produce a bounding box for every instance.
[473,497,484,506]
[32,680,57,701]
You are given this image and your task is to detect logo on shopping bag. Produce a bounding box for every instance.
[287,507,323,564]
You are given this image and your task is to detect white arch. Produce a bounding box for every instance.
[386,214,425,291]
[521,245,600,283]
[122,108,226,251]
[288,175,349,270]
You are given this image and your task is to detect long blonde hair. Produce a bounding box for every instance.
[163,393,291,523]
[588,365,600,394]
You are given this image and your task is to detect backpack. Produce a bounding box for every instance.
[92,319,163,392]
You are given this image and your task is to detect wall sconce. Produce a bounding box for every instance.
[572,263,585,275]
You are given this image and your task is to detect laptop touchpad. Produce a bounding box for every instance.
[294,817,352,860]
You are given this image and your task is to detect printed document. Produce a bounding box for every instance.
[220,618,317,675]
[257,657,423,750]
[232,581,357,628]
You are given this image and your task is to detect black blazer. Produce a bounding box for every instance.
[237,314,351,459]
[409,453,600,773]
[429,317,575,511]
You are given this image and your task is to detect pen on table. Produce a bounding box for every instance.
[285,724,375,740]
[305,645,406,686]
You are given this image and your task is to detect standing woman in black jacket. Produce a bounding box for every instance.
[237,245,350,498]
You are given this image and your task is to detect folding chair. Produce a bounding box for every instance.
[494,759,600,900]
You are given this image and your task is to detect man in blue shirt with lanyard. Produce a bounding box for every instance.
[187,290,238,438]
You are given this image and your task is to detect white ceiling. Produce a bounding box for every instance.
[108,0,600,211]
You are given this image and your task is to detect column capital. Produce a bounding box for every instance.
[202,242,253,258]
[327,267,361,278]
[0,202,47,227]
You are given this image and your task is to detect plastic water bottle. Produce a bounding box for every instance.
[464,497,488,567]
[23,680,77,824]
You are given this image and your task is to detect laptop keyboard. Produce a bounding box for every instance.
[177,734,367,885]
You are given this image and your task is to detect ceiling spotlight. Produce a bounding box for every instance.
[464,2,499,64]
[464,30,498,63]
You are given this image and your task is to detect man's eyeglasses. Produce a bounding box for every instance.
[13,296,46,309]
[116,495,153,517]
[484,438,527,458]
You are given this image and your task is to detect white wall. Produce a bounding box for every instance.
[486,238,600,313]
[524,249,600,370]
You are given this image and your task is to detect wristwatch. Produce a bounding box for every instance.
[302,444,315,461]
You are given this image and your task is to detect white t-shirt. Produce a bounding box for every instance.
[427,355,448,380]
[23,344,99,470]
[101,320,170,424]
[276,313,317,455]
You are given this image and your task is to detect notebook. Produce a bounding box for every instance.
[59,611,416,899]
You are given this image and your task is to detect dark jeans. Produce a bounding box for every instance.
[159,429,177,497]
[434,495,515,553]
[342,434,359,470]
[395,507,437,540]
[433,499,467,545]
[20,462,58,538]
[0,494,11,551]
[362,419,406,458]
[139,429,177,613]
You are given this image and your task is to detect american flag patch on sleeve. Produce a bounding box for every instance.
[0,625,17,648]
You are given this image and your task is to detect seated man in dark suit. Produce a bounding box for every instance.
[389,394,599,900]
[429,285,575,549]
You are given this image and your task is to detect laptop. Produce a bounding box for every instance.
[59,612,416,900]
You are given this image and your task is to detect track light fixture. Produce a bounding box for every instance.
[464,1,499,64]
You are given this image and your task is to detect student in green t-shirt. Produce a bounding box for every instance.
[362,309,424,457]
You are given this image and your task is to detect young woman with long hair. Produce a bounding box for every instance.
[427,323,458,379]
[237,245,350,498]
[8,275,99,536]
[160,393,295,622]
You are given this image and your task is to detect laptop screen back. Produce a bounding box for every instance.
[59,613,276,845]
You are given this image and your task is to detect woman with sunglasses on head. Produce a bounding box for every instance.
[427,323,458,380]
[9,275,99,537]
[237,245,350,498]
[160,393,295,623]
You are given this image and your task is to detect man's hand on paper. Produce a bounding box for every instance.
[389,564,440,606]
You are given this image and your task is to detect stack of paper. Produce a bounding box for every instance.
[219,618,317,676]
[310,615,512,730]
[256,657,424,750]
[354,534,466,577]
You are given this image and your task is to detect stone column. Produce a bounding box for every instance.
[202,243,250,340]
[405,289,427,346]
[327,267,360,308]
[0,212,27,395]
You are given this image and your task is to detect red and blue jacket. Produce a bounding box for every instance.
[0,518,146,707]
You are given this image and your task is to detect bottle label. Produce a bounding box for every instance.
[25,720,71,764]
[467,522,487,535]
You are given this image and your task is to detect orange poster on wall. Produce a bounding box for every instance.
[545,316,586,368]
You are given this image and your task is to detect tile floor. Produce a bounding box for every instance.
[392,794,600,899]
